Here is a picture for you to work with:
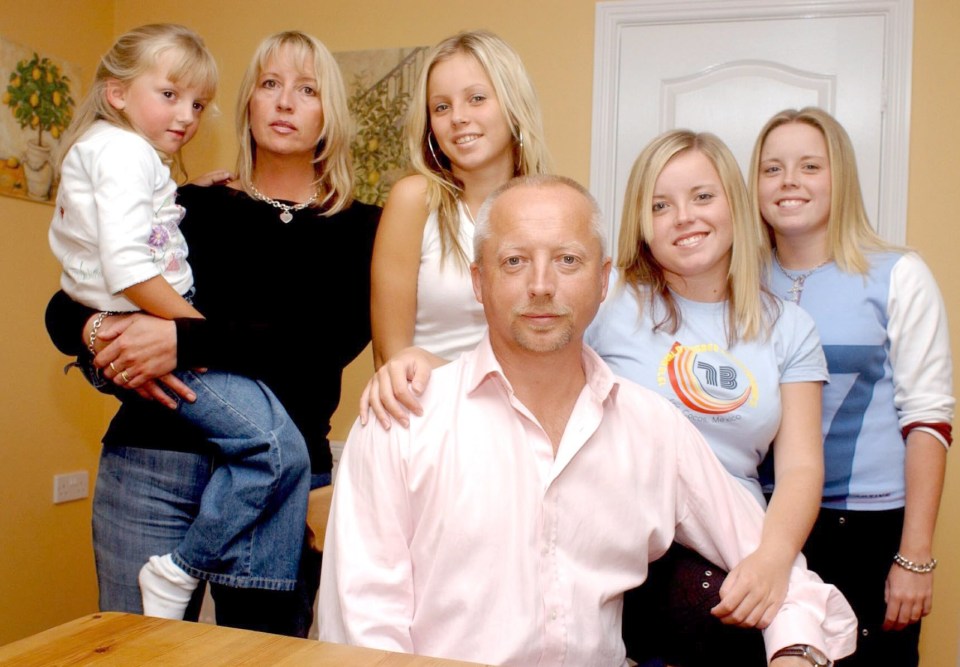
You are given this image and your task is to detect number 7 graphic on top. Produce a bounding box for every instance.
[821,345,886,502]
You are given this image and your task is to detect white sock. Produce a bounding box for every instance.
[138,553,200,619]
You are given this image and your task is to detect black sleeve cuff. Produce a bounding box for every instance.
[174,317,208,370]
[45,290,97,356]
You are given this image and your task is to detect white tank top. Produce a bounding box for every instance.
[413,201,487,360]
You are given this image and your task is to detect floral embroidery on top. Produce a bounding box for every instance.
[148,193,188,267]
[148,224,170,249]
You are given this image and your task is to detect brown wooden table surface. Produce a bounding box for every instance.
[0,612,493,666]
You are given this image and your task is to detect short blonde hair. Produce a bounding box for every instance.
[235,31,354,215]
[618,130,776,343]
[58,23,217,179]
[474,174,606,263]
[405,30,551,266]
[749,107,890,274]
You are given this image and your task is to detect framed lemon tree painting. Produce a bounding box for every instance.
[1,36,79,204]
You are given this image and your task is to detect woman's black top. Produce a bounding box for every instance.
[46,184,380,474]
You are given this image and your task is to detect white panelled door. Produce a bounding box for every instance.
[590,0,913,255]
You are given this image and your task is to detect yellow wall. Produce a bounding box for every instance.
[0,0,118,645]
[908,0,960,663]
[2,0,957,662]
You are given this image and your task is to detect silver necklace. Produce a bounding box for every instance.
[774,250,829,304]
[249,184,317,223]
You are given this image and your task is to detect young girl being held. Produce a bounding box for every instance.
[751,107,953,667]
[49,24,309,620]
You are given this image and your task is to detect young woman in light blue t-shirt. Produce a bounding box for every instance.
[585,130,828,666]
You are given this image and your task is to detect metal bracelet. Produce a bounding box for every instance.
[893,552,937,574]
[87,311,109,355]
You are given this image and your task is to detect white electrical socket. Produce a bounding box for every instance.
[53,471,89,504]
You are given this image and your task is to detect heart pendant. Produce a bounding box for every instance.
[280,211,293,223]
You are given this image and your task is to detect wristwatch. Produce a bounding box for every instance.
[771,644,833,666]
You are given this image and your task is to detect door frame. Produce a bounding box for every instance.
[590,0,913,248]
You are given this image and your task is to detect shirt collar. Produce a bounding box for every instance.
[464,333,621,404]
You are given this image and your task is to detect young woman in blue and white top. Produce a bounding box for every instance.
[583,130,827,665]
[370,30,550,371]
[751,107,953,667]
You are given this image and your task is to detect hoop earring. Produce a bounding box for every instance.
[515,129,525,174]
[427,131,444,170]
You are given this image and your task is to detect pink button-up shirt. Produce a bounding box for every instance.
[319,336,856,665]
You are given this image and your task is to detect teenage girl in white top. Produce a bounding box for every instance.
[371,30,550,369]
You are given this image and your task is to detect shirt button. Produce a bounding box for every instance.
[862,628,869,637]
[702,582,710,589]
[838,516,846,525]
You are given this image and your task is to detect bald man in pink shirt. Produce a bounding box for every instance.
[319,175,856,667]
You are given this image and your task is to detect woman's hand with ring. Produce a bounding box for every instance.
[94,313,177,387]
[94,313,196,408]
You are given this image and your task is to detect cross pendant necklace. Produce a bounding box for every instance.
[774,250,829,304]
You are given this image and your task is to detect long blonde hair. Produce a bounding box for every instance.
[749,107,891,274]
[618,130,777,344]
[57,23,217,180]
[234,31,354,215]
[405,30,550,266]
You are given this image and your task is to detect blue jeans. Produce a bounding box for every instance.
[93,446,212,615]
[164,370,310,590]
[94,445,323,635]
[74,357,309,588]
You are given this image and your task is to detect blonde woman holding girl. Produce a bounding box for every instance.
[751,107,953,667]
[370,30,549,376]
[47,30,379,635]
[585,130,829,665]
[48,23,313,622]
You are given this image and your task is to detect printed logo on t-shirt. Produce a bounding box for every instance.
[658,341,758,414]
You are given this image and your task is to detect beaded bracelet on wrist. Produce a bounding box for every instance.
[893,552,937,574]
